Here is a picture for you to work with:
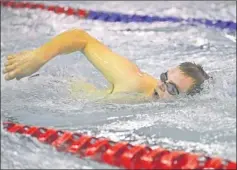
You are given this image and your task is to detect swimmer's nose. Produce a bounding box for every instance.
[158,82,166,92]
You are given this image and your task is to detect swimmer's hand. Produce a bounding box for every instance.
[3,49,46,81]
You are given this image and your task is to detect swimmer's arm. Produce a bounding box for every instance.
[39,29,144,91]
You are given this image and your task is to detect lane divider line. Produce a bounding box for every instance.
[3,122,237,169]
[0,0,236,31]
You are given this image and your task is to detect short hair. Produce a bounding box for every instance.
[179,62,210,95]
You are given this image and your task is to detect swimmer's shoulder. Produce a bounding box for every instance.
[109,71,156,97]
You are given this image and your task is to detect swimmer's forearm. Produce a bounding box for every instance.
[38,29,92,62]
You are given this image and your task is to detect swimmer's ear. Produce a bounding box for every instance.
[186,84,203,96]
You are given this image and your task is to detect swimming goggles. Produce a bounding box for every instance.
[159,71,180,96]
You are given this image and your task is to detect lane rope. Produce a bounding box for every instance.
[3,122,237,169]
[1,0,236,31]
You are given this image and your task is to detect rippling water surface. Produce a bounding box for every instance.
[1,1,236,169]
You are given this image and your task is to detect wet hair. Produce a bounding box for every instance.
[179,62,210,95]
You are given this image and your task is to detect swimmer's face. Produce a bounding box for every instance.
[154,67,194,99]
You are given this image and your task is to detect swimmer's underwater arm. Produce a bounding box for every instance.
[39,29,145,92]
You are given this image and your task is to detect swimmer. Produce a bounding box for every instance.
[3,29,210,99]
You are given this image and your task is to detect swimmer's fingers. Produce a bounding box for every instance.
[3,49,43,81]
[7,55,14,60]
[5,51,29,65]
[4,58,17,66]
[4,70,28,81]
[3,63,17,74]
[7,51,30,59]
[5,54,19,64]
[4,70,17,81]
[4,67,27,81]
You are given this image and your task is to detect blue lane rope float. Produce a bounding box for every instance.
[1,0,236,32]
[87,10,236,31]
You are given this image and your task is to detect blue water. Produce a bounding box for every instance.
[1,1,236,169]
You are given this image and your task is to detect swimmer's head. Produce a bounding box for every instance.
[154,62,210,99]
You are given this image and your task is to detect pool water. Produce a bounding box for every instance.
[1,1,236,169]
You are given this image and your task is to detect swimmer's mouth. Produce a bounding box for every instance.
[153,89,160,99]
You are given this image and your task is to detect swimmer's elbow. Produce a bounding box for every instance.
[49,29,90,54]
[69,28,87,35]
[64,28,98,52]
[68,29,94,41]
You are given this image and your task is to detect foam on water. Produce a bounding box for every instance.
[1,1,236,169]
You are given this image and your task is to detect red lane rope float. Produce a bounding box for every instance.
[3,122,236,170]
[0,0,88,18]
